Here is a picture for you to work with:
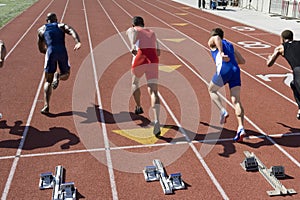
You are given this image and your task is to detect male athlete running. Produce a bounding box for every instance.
[126,16,161,136]
[267,30,300,120]
[208,28,246,142]
[38,13,81,114]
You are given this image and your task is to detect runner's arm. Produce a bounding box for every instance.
[208,35,223,53]
[267,45,283,67]
[208,35,229,61]
[156,40,160,56]
[126,27,138,55]
[59,23,81,50]
[234,48,245,64]
[37,26,47,54]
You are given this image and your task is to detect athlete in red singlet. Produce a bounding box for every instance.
[126,16,161,136]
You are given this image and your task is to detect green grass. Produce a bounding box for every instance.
[0,0,38,27]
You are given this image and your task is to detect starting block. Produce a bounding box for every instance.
[143,159,185,194]
[39,172,54,189]
[39,166,77,200]
[270,166,285,179]
[241,151,296,196]
[60,182,77,200]
[169,173,185,190]
[241,156,258,171]
[143,166,159,182]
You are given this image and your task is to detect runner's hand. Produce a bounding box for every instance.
[74,42,81,51]
[131,49,137,56]
[220,52,230,62]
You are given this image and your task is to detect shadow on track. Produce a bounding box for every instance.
[0,120,80,150]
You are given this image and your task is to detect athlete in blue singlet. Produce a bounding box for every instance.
[38,13,81,114]
[208,28,246,142]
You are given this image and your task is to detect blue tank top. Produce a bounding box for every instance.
[211,39,238,68]
[44,23,66,51]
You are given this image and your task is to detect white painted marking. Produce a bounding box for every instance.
[84,0,118,199]
[231,26,255,31]
[120,1,229,199]
[138,0,300,169]
[238,41,271,48]
[257,73,293,87]
[1,1,58,199]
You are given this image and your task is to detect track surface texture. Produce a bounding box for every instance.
[0,0,299,199]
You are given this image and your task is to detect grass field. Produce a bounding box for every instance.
[0,0,38,27]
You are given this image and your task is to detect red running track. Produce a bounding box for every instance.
[0,0,299,199]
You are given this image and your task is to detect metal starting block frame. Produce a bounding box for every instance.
[241,151,296,196]
[143,159,185,194]
[39,166,77,200]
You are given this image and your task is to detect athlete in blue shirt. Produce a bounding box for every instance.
[208,28,246,142]
[38,13,81,114]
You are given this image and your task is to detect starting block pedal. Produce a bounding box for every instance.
[60,182,77,200]
[270,166,285,179]
[168,173,185,190]
[143,166,159,182]
[39,172,54,189]
[143,159,185,195]
[241,156,258,171]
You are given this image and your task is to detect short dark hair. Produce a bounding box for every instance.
[46,12,58,23]
[210,28,224,39]
[132,16,144,27]
[281,30,293,41]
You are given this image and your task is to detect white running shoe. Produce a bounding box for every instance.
[234,127,246,142]
[220,109,229,124]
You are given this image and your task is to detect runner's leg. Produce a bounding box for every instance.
[132,75,141,106]
[208,81,228,124]
[230,86,244,127]
[147,79,160,122]
[42,72,54,113]
[291,67,300,118]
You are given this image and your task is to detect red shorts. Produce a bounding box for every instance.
[132,48,159,80]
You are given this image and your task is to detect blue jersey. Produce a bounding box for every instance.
[41,23,69,74]
[211,39,238,69]
[210,39,241,88]
[44,23,67,53]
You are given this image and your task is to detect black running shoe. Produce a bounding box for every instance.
[135,106,144,115]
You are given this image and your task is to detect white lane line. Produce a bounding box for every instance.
[82,0,118,199]
[159,0,292,73]
[111,0,229,199]
[131,0,300,168]
[159,31,300,168]
[159,92,230,199]
[150,0,298,106]
[0,132,298,161]
[4,0,55,60]
[1,0,62,199]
